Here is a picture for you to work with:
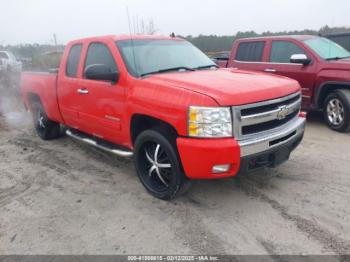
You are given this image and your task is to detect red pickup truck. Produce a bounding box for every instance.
[21,35,306,200]
[216,35,350,132]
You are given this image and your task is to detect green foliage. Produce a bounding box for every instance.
[181,34,235,54]
[31,51,63,71]
[1,25,350,67]
[0,44,64,70]
[182,25,350,52]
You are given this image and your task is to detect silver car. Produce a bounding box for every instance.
[0,51,22,72]
[0,51,22,86]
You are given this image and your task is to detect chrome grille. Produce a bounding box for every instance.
[232,92,301,140]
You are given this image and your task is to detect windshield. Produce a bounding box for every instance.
[303,37,350,60]
[116,39,216,77]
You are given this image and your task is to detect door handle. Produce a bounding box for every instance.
[264,68,277,73]
[77,88,89,94]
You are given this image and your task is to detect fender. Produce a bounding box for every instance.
[314,81,350,109]
[123,76,220,148]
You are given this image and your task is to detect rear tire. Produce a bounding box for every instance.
[31,102,61,140]
[323,89,350,132]
[134,129,191,200]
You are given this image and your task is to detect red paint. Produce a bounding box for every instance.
[224,35,350,110]
[299,111,307,118]
[177,137,241,179]
[21,35,302,179]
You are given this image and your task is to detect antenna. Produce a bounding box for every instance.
[53,34,57,46]
[126,6,139,76]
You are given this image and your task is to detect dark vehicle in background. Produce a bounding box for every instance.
[324,32,350,51]
[219,35,350,132]
[210,51,230,67]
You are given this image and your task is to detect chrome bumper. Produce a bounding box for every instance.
[238,117,306,157]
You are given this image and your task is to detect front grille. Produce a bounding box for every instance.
[242,110,298,135]
[241,94,300,116]
[269,131,297,147]
[232,92,301,140]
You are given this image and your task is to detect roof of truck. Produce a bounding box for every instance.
[68,34,183,44]
[237,35,319,41]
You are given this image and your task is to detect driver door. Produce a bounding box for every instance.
[77,41,125,145]
[265,40,317,108]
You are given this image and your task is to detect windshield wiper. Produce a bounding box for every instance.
[193,64,218,70]
[140,66,195,77]
[326,56,350,61]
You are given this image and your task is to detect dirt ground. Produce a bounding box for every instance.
[0,86,349,255]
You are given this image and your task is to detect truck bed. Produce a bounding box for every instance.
[21,71,63,123]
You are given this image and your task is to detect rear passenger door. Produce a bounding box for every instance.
[57,43,83,129]
[231,41,267,72]
[265,40,317,107]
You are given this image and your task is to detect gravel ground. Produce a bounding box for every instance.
[0,86,349,255]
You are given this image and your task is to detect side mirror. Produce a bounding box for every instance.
[84,64,119,83]
[214,57,229,61]
[212,56,229,67]
[290,54,311,65]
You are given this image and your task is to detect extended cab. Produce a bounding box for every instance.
[219,35,350,132]
[21,35,306,200]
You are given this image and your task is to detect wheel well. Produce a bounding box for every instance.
[130,114,178,146]
[27,93,41,110]
[317,84,350,109]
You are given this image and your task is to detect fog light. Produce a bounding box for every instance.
[212,164,231,174]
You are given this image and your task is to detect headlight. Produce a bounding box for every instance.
[188,106,232,137]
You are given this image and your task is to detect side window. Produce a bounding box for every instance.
[270,41,306,63]
[84,42,117,78]
[235,41,265,62]
[66,44,82,77]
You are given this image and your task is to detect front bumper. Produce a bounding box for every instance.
[238,131,303,174]
[238,117,306,157]
[176,117,306,179]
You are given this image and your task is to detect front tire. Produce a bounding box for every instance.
[323,89,350,132]
[134,129,190,200]
[31,102,61,140]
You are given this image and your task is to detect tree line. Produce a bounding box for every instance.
[181,25,350,52]
[1,25,350,61]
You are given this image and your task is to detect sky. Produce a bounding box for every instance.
[0,0,349,45]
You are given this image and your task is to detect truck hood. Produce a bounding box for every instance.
[145,68,300,106]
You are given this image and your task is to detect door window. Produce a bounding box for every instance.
[235,41,265,62]
[270,41,306,63]
[66,44,82,77]
[84,43,117,78]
